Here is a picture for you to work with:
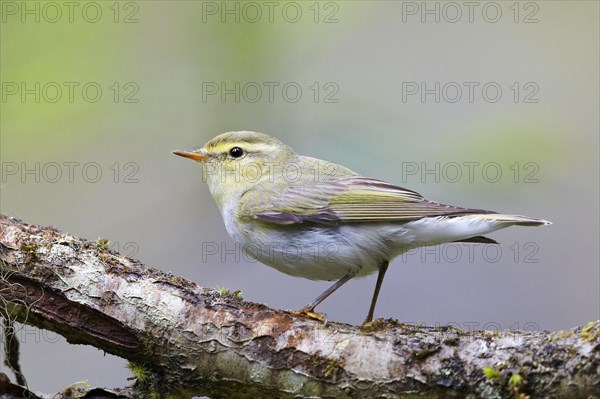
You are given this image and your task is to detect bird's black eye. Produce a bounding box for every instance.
[229,146,244,158]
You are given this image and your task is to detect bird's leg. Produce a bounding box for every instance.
[293,273,354,321]
[363,260,389,325]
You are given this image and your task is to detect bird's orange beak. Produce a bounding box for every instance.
[172,149,209,162]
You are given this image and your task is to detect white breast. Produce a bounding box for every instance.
[223,215,510,282]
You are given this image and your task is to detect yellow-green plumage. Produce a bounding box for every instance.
[173,131,551,324]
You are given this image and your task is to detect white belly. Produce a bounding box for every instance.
[228,215,509,281]
[235,224,388,280]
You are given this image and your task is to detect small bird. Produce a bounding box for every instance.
[173,131,550,324]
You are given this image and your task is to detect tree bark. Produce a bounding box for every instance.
[0,214,598,399]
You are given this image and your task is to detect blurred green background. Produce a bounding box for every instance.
[1,0,598,394]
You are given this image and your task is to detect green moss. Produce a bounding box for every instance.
[215,285,229,295]
[141,337,156,358]
[580,320,599,344]
[360,318,395,333]
[545,321,599,345]
[483,367,502,380]
[483,366,529,399]
[549,329,574,341]
[308,352,346,380]
[20,242,40,264]
[214,286,243,299]
[127,362,152,383]
[508,373,523,387]
[323,357,346,379]
[94,237,110,250]
[483,330,500,339]
[126,362,163,398]
[508,372,528,399]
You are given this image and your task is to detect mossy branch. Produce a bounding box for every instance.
[0,214,598,399]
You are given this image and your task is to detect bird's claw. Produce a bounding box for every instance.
[291,308,327,322]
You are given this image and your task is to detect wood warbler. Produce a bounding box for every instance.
[173,131,550,324]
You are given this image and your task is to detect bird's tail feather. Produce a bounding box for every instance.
[472,214,552,227]
[455,235,499,244]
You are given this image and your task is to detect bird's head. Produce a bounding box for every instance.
[173,131,296,204]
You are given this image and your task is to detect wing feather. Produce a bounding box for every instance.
[239,176,494,225]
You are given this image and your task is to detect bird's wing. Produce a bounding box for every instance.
[239,176,494,225]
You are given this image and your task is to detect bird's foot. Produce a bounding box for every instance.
[361,317,386,330]
[362,318,373,327]
[291,308,327,322]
